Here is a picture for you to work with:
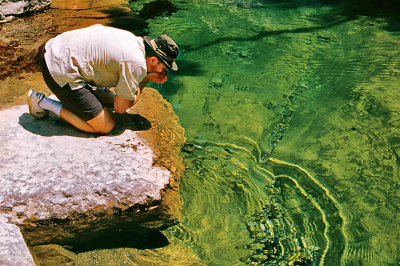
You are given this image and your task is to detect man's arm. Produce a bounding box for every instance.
[114,95,134,114]
[113,76,150,113]
[113,69,169,113]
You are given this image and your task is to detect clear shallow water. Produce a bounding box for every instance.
[79,0,400,265]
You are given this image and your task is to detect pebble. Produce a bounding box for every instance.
[251,254,268,262]
[0,15,14,24]
[209,77,223,88]
[239,50,248,58]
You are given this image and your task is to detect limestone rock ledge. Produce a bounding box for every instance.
[0,88,185,264]
[0,0,50,16]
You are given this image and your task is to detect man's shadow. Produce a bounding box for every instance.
[19,112,151,138]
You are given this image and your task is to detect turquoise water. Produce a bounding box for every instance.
[80,0,400,265]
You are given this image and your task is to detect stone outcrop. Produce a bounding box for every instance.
[0,215,35,265]
[0,0,50,16]
[0,0,186,264]
[0,88,185,264]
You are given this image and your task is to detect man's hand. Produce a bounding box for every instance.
[115,71,167,113]
[146,71,168,83]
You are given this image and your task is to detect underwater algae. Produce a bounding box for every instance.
[142,0,400,264]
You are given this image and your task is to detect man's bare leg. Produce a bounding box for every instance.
[60,107,115,134]
[28,89,115,134]
[86,108,115,134]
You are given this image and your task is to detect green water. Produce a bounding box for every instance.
[80,0,400,265]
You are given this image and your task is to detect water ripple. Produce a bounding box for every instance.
[189,139,347,264]
[269,157,346,265]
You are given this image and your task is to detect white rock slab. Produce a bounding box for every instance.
[0,105,172,263]
[0,215,35,266]
[0,0,50,16]
[0,105,170,223]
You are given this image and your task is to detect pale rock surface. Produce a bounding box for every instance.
[0,215,35,266]
[0,89,185,264]
[0,106,170,224]
[0,10,13,24]
[0,0,50,16]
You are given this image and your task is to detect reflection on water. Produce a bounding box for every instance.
[75,0,400,264]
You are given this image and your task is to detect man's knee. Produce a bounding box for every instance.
[88,109,115,134]
[94,119,115,134]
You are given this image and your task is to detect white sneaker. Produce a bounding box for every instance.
[27,89,49,118]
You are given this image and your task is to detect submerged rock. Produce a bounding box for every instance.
[243,201,317,265]
[31,244,77,265]
[0,88,185,263]
[137,0,177,20]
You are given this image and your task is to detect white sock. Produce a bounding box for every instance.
[39,97,63,116]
